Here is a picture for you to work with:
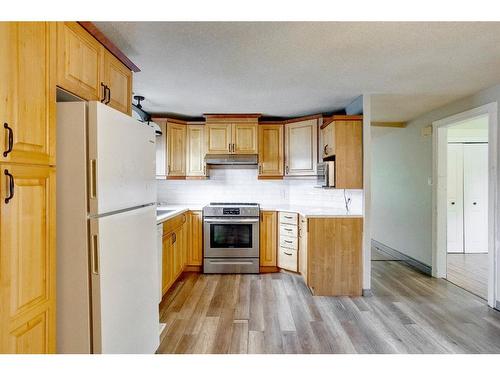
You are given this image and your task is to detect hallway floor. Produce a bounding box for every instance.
[447,253,488,300]
[158,260,500,354]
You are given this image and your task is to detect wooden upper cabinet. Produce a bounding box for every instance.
[335,119,363,189]
[186,125,206,177]
[0,163,56,353]
[285,119,318,176]
[0,22,55,166]
[260,211,278,267]
[232,123,257,154]
[205,122,258,155]
[102,49,132,115]
[205,123,232,154]
[167,122,186,177]
[258,124,283,178]
[321,122,335,159]
[56,22,103,101]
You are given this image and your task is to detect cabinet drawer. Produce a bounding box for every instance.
[280,235,298,250]
[279,223,298,238]
[163,213,186,235]
[278,246,298,272]
[279,212,298,225]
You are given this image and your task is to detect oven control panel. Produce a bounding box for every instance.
[223,208,240,215]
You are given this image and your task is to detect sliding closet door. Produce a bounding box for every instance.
[447,144,464,253]
[463,144,488,253]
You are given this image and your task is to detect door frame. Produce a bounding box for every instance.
[432,102,498,308]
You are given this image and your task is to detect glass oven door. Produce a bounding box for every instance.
[204,217,259,258]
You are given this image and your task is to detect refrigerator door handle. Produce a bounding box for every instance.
[91,234,99,274]
[89,159,97,199]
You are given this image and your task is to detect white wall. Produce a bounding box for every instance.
[371,83,500,267]
[157,168,363,213]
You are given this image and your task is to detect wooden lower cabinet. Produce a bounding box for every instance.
[187,211,203,266]
[307,217,363,296]
[259,211,277,269]
[161,211,195,295]
[298,215,308,283]
[0,164,56,353]
[161,234,174,295]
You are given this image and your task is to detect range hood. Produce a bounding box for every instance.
[205,154,258,166]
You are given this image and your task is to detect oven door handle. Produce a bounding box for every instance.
[204,218,259,224]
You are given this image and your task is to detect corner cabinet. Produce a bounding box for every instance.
[321,116,363,189]
[284,119,318,176]
[0,164,56,353]
[258,124,284,178]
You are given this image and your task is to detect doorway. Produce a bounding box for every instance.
[432,103,498,309]
[446,116,488,299]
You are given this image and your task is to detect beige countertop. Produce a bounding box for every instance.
[157,203,362,223]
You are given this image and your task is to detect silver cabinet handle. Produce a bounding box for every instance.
[324,144,328,155]
[284,251,292,256]
[284,228,292,231]
[285,165,289,174]
[284,215,293,219]
[284,240,293,244]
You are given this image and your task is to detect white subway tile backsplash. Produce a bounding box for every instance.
[157,168,363,211]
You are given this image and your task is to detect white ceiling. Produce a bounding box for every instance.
[95,22,500,121]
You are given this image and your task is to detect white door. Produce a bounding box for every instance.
[285,119,318,176]
[447,144,464,253]
[464,143,488,253]
[90,205,159,353]
[88,101,156,216]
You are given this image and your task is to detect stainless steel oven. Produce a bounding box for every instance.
[203,203,260,273]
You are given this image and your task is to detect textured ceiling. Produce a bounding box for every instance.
[94,22,500,121]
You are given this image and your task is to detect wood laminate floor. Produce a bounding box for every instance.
[158,261,500,354]
[447,253,488,300]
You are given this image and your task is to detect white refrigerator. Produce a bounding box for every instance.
[57,101,160,353]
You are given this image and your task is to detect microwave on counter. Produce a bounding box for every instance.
[317,161,335,188]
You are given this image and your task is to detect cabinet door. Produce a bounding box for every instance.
[56,22,103,101]
[232,123,257,154]
[167,123,186,177]
[260,211,277,267]
[308,218,362,296]
[103,49,132,115]
[321,123,335,159]
[172,228,184,279]
[285,119,318,176]
[335,120,363,189]
[187,211,203,266]
[205,124,231,154]
[0,164,56,353]
[299,216,308,283]
[258,124,283,177]
[186,125,206,177]
[161,234,173,294]
[155,121,167,178]
[0,22,55,166]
